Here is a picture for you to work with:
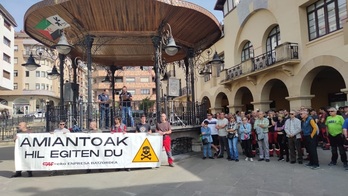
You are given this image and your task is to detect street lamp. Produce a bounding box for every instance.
[153,22,181,122]
[21,53,41,71]
[51,31,74,55]
[162,24,181,56]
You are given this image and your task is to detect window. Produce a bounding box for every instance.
[14,57,18,64]
[3,70,10,79]
[241,41,254,62]
[36,71,40,77]
[41,84,45,90]
[14,70,18,77]
[14,83,18,90]
[128,90,135,95]
[4,19,11,30]
[26,71,29,77]
[140,77,149,82]
[35,83,40,90]
[266,26,281,53]
[41,71,45,78]
[46,84,49,90]
[3,36,11,47]
[307,0,347,40]
[25,83,29,90]
[124,66,135,70]
[14,45,18,51]
[125,77,135,83]
[3,53,11,63]
[140,89,150,95]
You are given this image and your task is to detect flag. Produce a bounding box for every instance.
[35,15,70,40]
[35,18,61,40]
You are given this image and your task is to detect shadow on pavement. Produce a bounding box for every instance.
[0,146,14,161]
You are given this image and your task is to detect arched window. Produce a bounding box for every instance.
[241,41,254,62]
[266,26,281,53]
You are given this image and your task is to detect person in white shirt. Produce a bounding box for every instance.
[53,121,70,133]
[284,111,303,164]
[201,113,219,154]
[216,112,230,159]
[50,120,70,176]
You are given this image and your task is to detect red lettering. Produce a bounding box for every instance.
[42,162,54,166]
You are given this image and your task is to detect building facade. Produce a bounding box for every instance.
[0,4,16,91]
[192,0,348,114]
[92,66,156,110]
[0,32,60,116]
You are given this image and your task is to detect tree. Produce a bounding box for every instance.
[139,97,155,115]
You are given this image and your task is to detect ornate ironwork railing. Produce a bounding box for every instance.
[225,42,299,81]
[45,100,208,132]
[171,137,193,155]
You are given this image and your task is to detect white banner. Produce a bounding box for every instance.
[15,133,163,171]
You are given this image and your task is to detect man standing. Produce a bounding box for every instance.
[284,111,303,164]
[301,111,320,169]
[201,113,219,155]
[156,113,174,167]
[98,89,110,129]
[119,86,134,127]
[136,114,152,133]
[50,121,70,176]
[254,111,270,162]
[53,120,70,133]
[326,107,347,169]
[11,122,32,178]
[86,121,102,133]
[216,112,230,160]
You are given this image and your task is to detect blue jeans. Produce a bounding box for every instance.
[203,143,212,158]
[122,106,134,127]
[99,107,109,128]
[228,137,239,160]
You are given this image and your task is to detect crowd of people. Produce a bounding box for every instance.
[11,112,174,178]
[200,106,348,171]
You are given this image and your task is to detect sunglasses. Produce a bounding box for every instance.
[290,113,295,115]
[60,124,65,125]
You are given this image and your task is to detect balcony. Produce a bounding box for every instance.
[221,42,300,85]
[93,82,156,90]
[22,89,56,97]
[180,86,192,96]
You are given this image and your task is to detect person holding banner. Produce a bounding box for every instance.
[53,120,70,133]
[111,117,127,134]
[136,114,152,133]
[86,121,102,133]
[11,122,32,178]
[156,113,174,167]
[50,121,70,176]
[111,117,130,172]
[86,121,102,173]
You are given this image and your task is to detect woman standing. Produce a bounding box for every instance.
[201,120,214,159]
[239,117,253,161]
[227,116,239,161]
[275,115,289,162]
[111,117,127,133]
[111,117,129,171]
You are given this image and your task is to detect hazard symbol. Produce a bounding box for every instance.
[132,138,159,162]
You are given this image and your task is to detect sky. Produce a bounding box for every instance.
[1,0,223,32]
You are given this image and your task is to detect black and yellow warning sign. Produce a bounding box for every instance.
[132,138,159,162]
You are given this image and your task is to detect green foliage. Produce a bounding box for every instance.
[139,97,155,115]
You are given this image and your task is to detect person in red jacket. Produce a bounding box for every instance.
[156,113,174,167]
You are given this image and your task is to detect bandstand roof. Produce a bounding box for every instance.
[24,0,222,66]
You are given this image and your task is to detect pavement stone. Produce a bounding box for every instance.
[1,145,348,196]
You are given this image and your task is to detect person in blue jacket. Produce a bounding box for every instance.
[201,120,214,159]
